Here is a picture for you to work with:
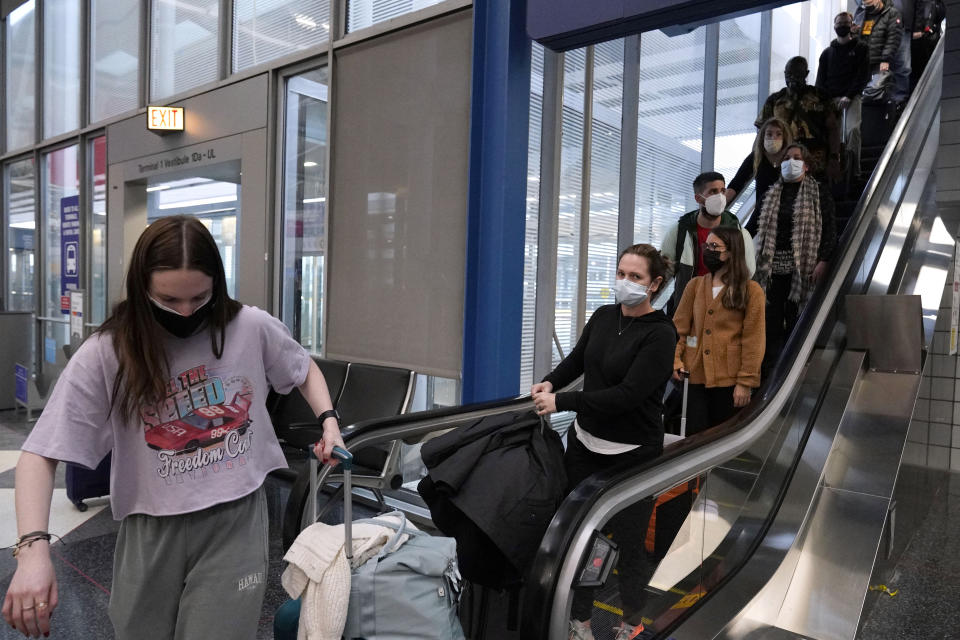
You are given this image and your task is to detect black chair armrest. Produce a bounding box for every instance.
[284,421,324,450]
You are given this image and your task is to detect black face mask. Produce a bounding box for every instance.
[702,249,726,274]
[151,299,212,338]
[835,25,851,38]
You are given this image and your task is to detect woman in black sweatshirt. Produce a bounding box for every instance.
[532,243,677,640]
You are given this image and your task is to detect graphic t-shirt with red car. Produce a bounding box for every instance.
[22,305,310,519]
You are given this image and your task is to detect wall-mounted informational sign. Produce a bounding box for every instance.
[70,290,85,341]
[60,194,80,314]
[14,363,28,405]
[147,106,185,132]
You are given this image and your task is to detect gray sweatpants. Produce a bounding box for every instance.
[109,487,269,640]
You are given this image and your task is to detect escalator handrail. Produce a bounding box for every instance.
[523,34,945,639]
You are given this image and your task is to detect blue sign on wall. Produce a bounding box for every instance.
[45,337,57,364]
[14,363,28,405]
[60,194,81,314]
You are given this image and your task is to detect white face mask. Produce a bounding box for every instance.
[702,192,726,216]
[781,158,805,182]
[763,137,783,154]
[614,279,649,307]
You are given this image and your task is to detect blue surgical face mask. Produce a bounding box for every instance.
[614,278,649,307]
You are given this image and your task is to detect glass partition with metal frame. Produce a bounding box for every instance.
[4,158,36,312]
[233,0,331,72]
[5,0,35,152]
[89,135,107,325]
[89,0,140,123]
[280,67,329,353]
[40,145,79,376]
[42,0,81,139]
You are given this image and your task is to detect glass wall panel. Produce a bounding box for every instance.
[808,0,845,80]
[585,39,623,320]
[43,0,81,138]
[90,136,107,325]
[281,68,329,353]
[634,28,705,250]
[42,146,79,371]
[770,4,803,92]
[5,159,36,312]
[519,43,545,393]
[715,15,761,198]
[233,0,330,71]
[553,48,587,367]
[151,0,219,100]
[346,0,445,34]
[90,0,141,123]
[6,1,35,151]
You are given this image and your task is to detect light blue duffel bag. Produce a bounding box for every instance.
[342,511,464,640]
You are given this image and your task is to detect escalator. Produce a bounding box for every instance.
[283,35,948,640]
[522,34,949,640]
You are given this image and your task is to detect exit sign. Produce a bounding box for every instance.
[147,106,184,132]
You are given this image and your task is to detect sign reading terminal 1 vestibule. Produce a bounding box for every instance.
[147,106,184,132]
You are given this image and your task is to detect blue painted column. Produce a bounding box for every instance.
[461,0,531,403]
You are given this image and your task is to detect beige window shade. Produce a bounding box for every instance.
[324,10,472,379]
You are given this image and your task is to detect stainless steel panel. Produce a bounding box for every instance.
[774,488,889,640]
[823,371,922,497]
[845,295,924,373]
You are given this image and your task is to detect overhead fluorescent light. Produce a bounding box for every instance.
[158,195,237,210]
[303,197,326,204]
[303,161,318,167]
[189,207,236,216]
[10,221,36,229]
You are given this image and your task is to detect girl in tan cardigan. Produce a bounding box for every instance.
[672,226,766,436]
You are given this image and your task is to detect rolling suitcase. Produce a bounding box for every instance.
[651,373,694,557]
[276,447,464,640]
[65,452,111,512]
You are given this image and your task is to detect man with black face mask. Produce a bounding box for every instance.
[756,56,841,183]
[817,12,871,179]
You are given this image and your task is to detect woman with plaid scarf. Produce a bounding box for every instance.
[753,143,836,377]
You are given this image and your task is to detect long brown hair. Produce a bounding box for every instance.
[753,117,793,174]
[618,244,674,302]
[97,216,242,422]
[709,226,751,311]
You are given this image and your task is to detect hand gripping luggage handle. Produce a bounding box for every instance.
[331,447,355,560]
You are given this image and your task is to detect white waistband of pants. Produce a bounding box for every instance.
[573,419,641,455]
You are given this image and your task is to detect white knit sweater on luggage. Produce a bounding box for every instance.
[281,514,409,640]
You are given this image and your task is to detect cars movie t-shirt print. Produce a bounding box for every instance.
[139,364,256,483]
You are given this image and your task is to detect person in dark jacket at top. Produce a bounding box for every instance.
[817,12,871,179]
[726,117,794,220]
[856,0,903,83]
[755,56,842,182]
[753,143,836,377]
[531,244,677,640]
[910,0,946,90]
[661,171,755,317]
